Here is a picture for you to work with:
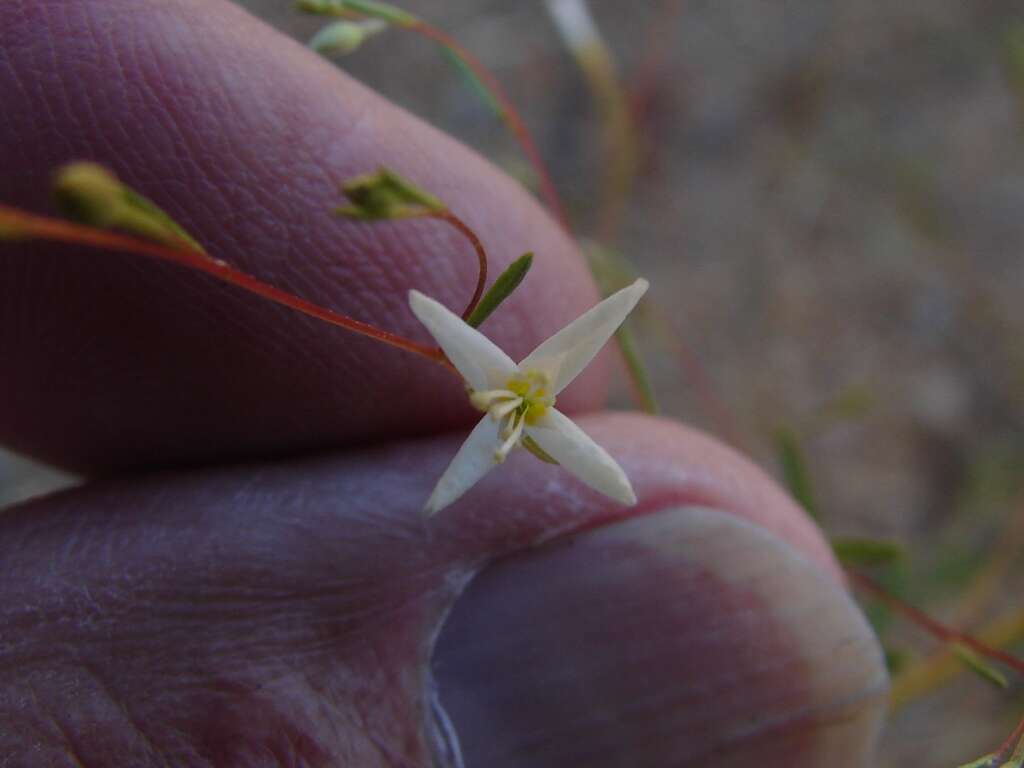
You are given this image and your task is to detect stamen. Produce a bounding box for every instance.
[489,398,523,422]
[494,412,525,462]
[470,388,517,411]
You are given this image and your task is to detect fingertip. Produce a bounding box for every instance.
[432,506,887,767]
[0,0,608,470]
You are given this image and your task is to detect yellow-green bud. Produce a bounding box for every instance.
[335,168,445,220]
[53,162,126,227]
[309,19,387,56]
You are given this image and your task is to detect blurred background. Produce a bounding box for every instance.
[3,1,1022,764]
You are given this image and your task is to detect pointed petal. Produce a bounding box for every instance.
[519,278,648,394]
[424,416,502,516]
[525,408,637,505]
[409,290,516,391]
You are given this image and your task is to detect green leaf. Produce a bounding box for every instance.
[951,643,1009,690]
[466,252,533,327]
[309,19,387,56]
[523,434,559,465]
[53,162,204,252]
[774,427,819,522]
[118,188,206,253]
[335,168,445,220]
[831,537,905,568]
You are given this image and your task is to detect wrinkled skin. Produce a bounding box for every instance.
[0,2,889,766]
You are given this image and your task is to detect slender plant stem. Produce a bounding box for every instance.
[409,21,570,229]
[420,210,487,319]
[0,205,453,369]
[848,570,1024,675]
[994,715,1024,764]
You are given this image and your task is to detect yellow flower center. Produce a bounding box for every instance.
[469,370,555,462]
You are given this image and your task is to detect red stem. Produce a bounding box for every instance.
[0,206,452,369]
[410,21,570,230]
[848,570,1024,675]
[422,210,487,319]
[994,714,1024,763]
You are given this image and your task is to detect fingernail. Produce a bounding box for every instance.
[429,506,888,768]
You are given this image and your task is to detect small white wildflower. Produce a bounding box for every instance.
[409,278,648,515]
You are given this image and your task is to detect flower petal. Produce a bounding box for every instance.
[525,408,637,504]
[409,290,517,391]
[519,278,648,394]
[424,415,502,516]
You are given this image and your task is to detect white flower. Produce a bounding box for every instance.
[409,278,648,515]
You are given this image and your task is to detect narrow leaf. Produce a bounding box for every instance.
[774,427,819,521]
[831,537,905,568]
[951,643,1009,690]
[118,188,206,253]
[466,252,532,327]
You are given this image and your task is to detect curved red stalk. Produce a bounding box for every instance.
[421,210,487,319]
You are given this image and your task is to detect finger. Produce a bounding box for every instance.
[0,0,604,472]
[0,414,886,766]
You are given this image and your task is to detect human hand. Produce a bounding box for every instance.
[0,1,888,765]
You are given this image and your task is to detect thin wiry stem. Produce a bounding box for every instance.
[419,210,487,320]
[409,20,570,229]
[0,205,454,370]
[848,570,1024,675]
